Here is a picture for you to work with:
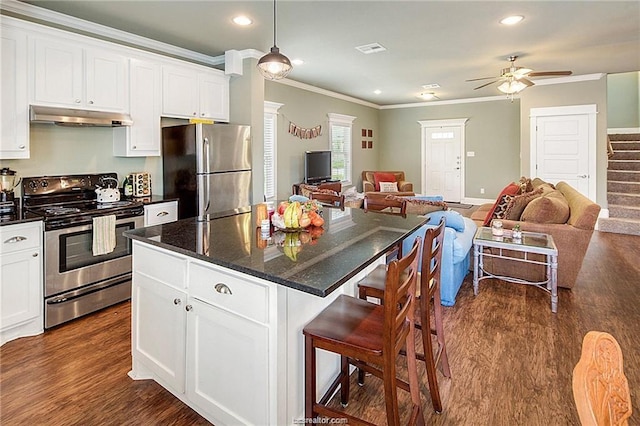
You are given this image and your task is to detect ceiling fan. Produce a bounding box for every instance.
[467,55,572,94]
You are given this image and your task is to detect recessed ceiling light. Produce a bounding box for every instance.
[417,92,438,101]
[500,15,524,25]
[373,89,382,95]
[291,59,304,66]
[232,15,253,26]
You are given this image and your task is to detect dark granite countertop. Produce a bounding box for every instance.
[0,199,42,227]
[0,195,178,227]
[124,206,427,297]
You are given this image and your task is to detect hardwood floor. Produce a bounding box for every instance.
[1,230,639,425]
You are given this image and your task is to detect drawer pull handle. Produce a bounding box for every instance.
[32,253,39,257]
[214,283,232,295]
[5,236,27,244]
[185,305,193,312]
[173,298,181,305]
[157,211,169,217]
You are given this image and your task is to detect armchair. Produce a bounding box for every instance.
[361,171,415,198]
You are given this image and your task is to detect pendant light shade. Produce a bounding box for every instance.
[258,46,292,80]
[258,0,292,80]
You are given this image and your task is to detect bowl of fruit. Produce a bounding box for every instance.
[271,200,324,231]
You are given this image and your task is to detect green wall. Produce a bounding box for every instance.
[607,71,640,129]
[519,76,608,206]
[265,82,379,199]
[2,124,161,198]
[379,100,521,200]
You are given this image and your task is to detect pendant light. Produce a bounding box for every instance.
[257,0,292,80]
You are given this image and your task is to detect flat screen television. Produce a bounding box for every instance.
[304,150,332,184]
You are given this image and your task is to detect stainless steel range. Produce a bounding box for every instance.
[22,173,144,328]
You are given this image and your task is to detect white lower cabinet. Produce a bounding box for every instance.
[130,241,275,425]
[143,201,178,226]
[129,240,375,425]
[132,272,187,393]
[186,297,270,425]
[0,221,43,345]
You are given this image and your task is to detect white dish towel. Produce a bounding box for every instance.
[92,215,116,256]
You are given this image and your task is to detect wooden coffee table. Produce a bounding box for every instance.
[473,227,559,313]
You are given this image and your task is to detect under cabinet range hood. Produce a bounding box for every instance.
[29,105,133,127]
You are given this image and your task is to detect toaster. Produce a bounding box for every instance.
[129,172,152,197]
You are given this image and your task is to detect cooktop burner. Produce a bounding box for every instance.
[43,206,82,215]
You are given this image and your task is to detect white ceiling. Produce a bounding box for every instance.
[15,0,640,106]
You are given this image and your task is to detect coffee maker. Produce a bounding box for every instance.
[1,167,20,204]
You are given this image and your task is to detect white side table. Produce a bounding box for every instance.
[473,227,559,313]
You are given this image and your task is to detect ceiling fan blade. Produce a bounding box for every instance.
[520,77,535,87]
[466,76,498,82]
[474,80,499,90]
[528,71,573,77]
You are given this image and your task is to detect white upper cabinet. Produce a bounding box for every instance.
[32,37,128,112]
[198,72,229,122]
[162,65,229,122]
[114,58,161,157]
[1,26,29,159]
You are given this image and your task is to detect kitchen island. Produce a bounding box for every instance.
[124,206,427,425]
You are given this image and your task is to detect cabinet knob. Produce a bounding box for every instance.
[214,283,232,295]
[173,298,181,305]
[88,100,94,104]
[32,252,39,257]
[132,146,137,150]
[185,305,193,312]
[193,112,197,116]
[19,145,25,149]
[75,99,81,103]
[201,113,205,117]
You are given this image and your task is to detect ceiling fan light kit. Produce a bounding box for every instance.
[497,80,527,94]
[257,0,292,80]
[467,55,572,95]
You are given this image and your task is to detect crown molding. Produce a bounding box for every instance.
[382,95,513,109]
[0,0,224,66]
[273,79,380,109]
[531,73,605,86]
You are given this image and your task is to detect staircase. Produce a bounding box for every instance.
[598,133,640,236]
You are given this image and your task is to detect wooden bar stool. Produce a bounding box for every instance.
[303,238,424,426]
[357,217,450,413]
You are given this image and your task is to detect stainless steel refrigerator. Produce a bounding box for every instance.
[162,123,252,221]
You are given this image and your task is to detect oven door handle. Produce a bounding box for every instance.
[46,275,131,305]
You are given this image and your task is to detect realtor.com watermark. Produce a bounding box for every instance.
[293,417,349,424]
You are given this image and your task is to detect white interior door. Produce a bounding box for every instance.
[420,119,468,203]
[530,105,596,201]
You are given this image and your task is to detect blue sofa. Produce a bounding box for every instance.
[401,214,477,306]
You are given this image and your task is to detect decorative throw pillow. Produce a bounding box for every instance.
[428,210,465,232]
[503,187,545,220]
[518,176,534,193]
[520,190,570,224]
[483,182,522,226]
[373,172,397,191]
[379,181,399,192]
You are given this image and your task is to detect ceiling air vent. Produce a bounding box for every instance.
[355,43,387,54]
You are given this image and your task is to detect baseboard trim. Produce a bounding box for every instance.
[463,197,494,206]
[608,128,640,134]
